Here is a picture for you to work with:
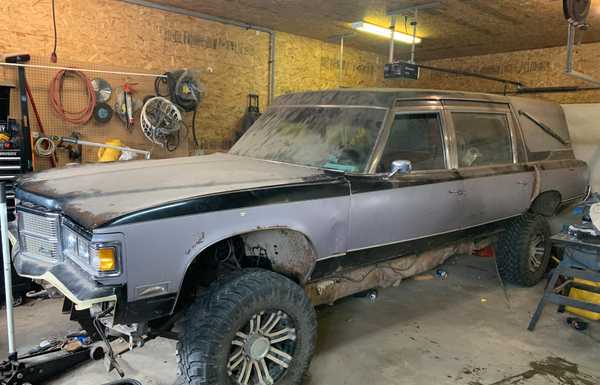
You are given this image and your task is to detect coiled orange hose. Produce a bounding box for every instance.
[49,69,96,125]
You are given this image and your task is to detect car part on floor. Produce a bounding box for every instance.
[101,380,142,385]
[177,270,317,385]
[566,316,589,331]
[92,78,113,103]
[49,69,96,125]
[140,96,182,149]
[93,102,114,124]
[497,213,552,287]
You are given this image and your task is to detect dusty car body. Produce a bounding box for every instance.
[10,89,589,385]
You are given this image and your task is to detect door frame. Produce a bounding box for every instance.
[367,100,453,175]
[441,101,519,170]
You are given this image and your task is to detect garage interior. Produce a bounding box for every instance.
[1,1,600,385]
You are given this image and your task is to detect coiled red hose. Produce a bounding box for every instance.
[49,69,96,125]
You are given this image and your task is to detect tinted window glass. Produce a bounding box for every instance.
[453,113,513,168]
[379,113,446,172]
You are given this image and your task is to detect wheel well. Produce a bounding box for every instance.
[530,190,562,217]
[174,228,317,312]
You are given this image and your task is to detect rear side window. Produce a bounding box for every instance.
[379,113,446,172]
[452,113,513,168]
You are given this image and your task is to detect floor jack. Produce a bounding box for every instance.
[0,183,139,385]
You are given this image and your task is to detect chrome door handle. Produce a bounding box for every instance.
[517,181,529,186]
[448,189,465,195]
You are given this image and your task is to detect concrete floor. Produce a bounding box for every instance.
[1,254,599,385]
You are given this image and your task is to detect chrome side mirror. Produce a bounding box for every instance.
[388,160,412,177]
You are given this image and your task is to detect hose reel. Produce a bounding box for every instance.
[154,69,205,148]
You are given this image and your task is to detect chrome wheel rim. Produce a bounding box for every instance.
[528,233,546,272]
[228,310,297,385]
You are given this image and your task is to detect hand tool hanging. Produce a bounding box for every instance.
[3,54,33,172]
[24,82,56,167]
[34,133,151,160]
[115,83,139,131]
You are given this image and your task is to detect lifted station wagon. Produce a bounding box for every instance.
[11,89,589,385]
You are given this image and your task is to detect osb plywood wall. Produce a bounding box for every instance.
[403,42,600,104]
[0,0,402,171]
[0,0,271,168]
[275,32,401,94]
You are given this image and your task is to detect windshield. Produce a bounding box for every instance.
[229,106,387,172]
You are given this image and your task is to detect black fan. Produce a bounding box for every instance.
[564,0,592,24]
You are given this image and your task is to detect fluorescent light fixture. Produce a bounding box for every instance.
[351,21,422,44]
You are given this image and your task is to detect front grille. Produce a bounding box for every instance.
[20,211,59,238]
[17,208,61,261]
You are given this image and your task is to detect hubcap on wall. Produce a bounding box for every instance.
[528,233,546,272]
[228,310,297,385]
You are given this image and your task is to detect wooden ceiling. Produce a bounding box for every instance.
[141,0,600,60]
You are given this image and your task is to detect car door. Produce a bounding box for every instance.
[345,102,465,267]
[444,102,534,228]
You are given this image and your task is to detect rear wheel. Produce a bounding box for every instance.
[177,269,317,385]
[497,213,552,286]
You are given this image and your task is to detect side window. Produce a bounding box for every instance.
[379,113,446,172]
[452,113,513,168]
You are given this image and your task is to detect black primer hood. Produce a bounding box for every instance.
[16,153,333,229]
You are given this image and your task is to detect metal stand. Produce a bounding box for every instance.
[1,183,15,358]
[528,233,600,331]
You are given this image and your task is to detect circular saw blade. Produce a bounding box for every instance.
[92,78,113,103]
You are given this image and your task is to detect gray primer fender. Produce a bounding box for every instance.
[95,195,350,303]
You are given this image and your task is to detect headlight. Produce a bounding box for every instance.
[61,224,120,277]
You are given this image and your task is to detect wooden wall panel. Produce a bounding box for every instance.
[275,32,401,94]
[0,0,271,166]
[409,43,600,104]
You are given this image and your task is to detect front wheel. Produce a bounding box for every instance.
[177,269,317,385]
[497,213,551,286]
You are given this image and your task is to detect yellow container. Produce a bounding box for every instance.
[566,278,600,321]
[97,139,123,162]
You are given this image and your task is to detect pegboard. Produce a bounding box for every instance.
[0,55,202,171]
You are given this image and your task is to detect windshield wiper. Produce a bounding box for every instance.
[519,110,570,146]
